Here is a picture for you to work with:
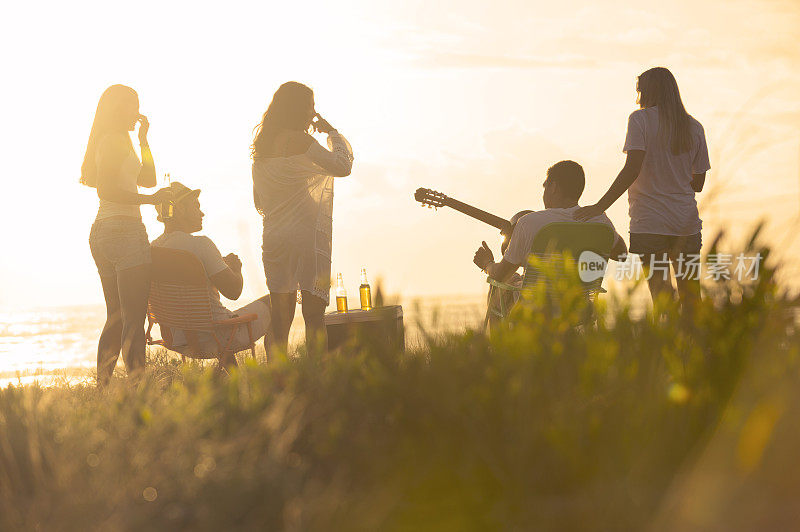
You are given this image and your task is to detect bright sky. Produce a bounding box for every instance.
[1,0,798,309]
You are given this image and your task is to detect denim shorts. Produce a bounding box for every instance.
[89,218,151,277]
[629,232,702,258]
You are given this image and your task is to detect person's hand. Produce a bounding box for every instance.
[573,203,604,222]
[137,114,150,146]
[149,187,173,205]
[311,113,335,134]
[223,253,242,272]
[473,241,495,271]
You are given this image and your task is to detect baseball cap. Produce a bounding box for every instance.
[155,181,201,222]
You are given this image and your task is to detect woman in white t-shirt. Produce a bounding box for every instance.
[81,85,172,386]
[575,67,710,309]
[251,82,354,353]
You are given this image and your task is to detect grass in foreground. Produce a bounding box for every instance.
[1,238,799,531]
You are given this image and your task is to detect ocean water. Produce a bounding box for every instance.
[0,295,486,387]
[0,305,107,386]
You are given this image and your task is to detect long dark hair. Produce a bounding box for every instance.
[251,81,314,159]
[637,67,692,156]
[80,84,138,187]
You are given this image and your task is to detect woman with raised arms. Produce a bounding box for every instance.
[251,82,354,353]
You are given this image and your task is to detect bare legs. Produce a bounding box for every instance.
[97,273,123,387]
[269,291,327,355]
[643,252,677,306]
[672,257,700,320]
[96,264,150,386]
[300,291,327,354]
[269,293,297,354]
[642,249,700,317]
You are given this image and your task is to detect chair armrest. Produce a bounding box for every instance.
[213,313,258,326]
[487,277,520,292]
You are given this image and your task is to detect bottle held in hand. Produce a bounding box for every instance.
[158,174,174,220]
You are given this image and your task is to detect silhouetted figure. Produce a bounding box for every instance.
[151,182,273,361]
[251,82,354,353]
[81,85,172,386]
[575,67,710,311]
[475,161,627,330]
[475,160,627,281]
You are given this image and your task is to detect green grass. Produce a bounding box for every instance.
[1,237,798,530]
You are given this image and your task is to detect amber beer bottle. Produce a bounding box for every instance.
[160,200,174,220]
[161,173,173,219]
[335,273,348,313]
[359,268,372,311]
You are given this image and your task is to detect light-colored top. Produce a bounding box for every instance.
[95,135,142,221]
[623,106,710,236]
[151,230,233,345]
[503,206,622,266]
[252,131,354,302]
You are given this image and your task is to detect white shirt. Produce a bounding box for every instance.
[252,131,354,303]
[503,206,622,266]
[623,106,710,236]
[151,230,232,326]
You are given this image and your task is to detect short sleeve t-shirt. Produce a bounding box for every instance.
[151,231,232,323]
[502,206,622,266]
[623,107,710,236]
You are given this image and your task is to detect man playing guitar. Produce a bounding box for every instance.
[472,160,628,282]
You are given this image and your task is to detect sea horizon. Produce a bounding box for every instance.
[0,293,489,387]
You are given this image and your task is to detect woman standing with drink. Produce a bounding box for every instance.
[251,81,354,353]
[81,85,172,385]
[575,67,710,309]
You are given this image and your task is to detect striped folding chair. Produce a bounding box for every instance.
[485,222,615,325]
[145,246,258,368]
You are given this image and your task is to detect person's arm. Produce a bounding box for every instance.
[96,133,170,205]
[473,241,520,282]
[486,260,519,282]
[690,122,710,193]
[610,235,628,262]
[209,253,243,301]
[691,172,706,193]
[137,145,156,187]
[136,115,156,188]
[307,115,354,177]
[573,150,645,221]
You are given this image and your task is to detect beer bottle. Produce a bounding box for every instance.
[336,273,348,313]
[359,268,372,311]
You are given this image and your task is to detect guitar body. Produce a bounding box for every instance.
[414,187,533,255]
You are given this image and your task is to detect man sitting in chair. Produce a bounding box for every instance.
[151,182,272,356]
[474,160,627,284]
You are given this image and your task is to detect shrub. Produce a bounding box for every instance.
[1,237,796,530]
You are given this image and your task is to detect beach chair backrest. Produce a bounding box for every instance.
[523,222,615,299]
[148,246,214,332]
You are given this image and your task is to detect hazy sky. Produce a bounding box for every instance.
[1,0,798,309]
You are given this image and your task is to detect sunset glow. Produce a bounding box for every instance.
[1,0,798,310]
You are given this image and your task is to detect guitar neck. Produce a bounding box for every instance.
[443,197,511,233]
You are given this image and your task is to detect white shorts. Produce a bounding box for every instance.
[168,298,272,357]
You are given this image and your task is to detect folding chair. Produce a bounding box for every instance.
[145,246,258,368]
[485,222,615,326]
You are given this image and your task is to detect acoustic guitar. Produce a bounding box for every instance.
[414,187,531,253]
